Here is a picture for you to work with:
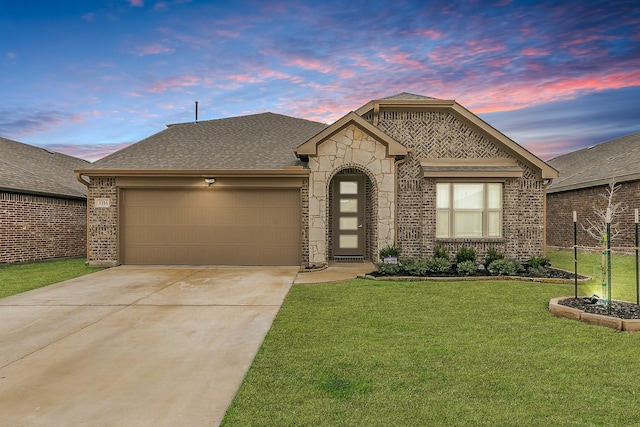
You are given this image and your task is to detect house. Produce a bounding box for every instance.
[77,93,559,267]
[546,131,640,250]
[0,136,89,264]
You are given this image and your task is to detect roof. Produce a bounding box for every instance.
[547,131,640,193]
[0,136,89,199]
[88,112,327,171]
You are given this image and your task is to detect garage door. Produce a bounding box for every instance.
[121,188,301,265]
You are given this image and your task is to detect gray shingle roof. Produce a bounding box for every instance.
[0,136,89,199]
[547,131,640,193]
[89,112,327,170]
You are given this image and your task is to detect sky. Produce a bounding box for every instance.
[1,0,639,162]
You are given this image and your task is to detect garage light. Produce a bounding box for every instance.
[205,178,216,187]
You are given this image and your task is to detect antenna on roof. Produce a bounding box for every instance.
[195,101,199,123]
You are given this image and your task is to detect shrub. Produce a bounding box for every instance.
[433,244,450,261]
[456,260,477,276]
[425,257,453,274]
[488,259,523,276]
[379,244,400,261]
[528,255,550,268]
[456,246,477,264]
[527,266,551,277]
[375,262,401,276]
[484,247,504,267]
[400,258,423,276]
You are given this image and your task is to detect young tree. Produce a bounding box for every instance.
[582,178,628,243]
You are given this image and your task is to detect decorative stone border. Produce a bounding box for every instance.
[549,297,640,332]
[358,267,591,285]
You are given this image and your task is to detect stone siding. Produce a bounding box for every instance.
[87,177,119,266]
[373,109,545,262]
[0,191,86,264]
[547,181,640,251]
[307,124,396,265]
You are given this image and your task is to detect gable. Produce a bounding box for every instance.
[357,98,559,180]
[295,112,407,159]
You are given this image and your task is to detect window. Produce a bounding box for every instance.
[436,183,502,238]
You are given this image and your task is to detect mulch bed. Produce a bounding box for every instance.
[559,296,640,319]
[370,267,584,280]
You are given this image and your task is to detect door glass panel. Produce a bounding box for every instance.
[339,217,359,230]
[340,199,358,213]
[339,235,359,249]
[340,181,358,195]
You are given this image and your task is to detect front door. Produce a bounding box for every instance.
[332,175,365,258]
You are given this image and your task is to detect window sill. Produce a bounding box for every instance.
[435,237,505,243]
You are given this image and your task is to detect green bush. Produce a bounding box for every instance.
[484,247,504,267]
[488,259,523,276]
[456,260,477,276]
[528,255,550,268]
[425,257,453,274]
[379,244,401,261]
[527,266,551,277]
[375,262,401,276]
[433,244,450,261]
[400,258,423,276]
[456,246,477,264]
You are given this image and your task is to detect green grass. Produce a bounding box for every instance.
[0,258,102,298]
[548,249,640,302]
[222,269,640,426]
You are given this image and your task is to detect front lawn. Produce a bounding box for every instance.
[548,249,640,302]
[222,277,640,426]
[0,258,102,299]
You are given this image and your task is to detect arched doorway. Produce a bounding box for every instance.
[328,168,376,262]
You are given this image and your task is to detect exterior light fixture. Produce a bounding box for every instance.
[204,178,215,187]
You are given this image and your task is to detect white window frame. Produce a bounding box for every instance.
[436,182,502,238]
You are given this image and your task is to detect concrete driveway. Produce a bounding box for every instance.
[0,266,298,427]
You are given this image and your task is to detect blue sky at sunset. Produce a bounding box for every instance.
[1,0,639,161]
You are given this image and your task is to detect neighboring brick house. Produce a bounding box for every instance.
[0,137,89,264]
[546,131,640,251]
[77,93,558,267]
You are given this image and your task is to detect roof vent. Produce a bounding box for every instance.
[195,101,199,123]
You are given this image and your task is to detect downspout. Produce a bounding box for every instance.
[75,172,91,262]
[542,178,553,256]
[393,151,410,247]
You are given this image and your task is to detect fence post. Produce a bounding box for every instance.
[573,210,578,299]
[606,208,612,314]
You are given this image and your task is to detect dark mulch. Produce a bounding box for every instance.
[559,296,640,319]
[370,267,584,280]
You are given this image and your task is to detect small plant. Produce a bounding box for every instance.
[484,247,504,267]
[456,246,477,264]
[400,258,422,276]
[433,243,450,261]
[375,262,401,276]
[528,255,550,268]
[527,266,551,278]
[488,259,523,276]
[425,257,453,274]
[379,244,401,262]
[456,260,477,276]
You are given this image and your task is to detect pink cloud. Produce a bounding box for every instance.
[46,142,134,162]
[148,75,201,93]
[7,52,16,60]
[521,48,549,57]
[135,43,175,56]
[128,0,144,7]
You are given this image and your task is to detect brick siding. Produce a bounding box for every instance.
[546,181,640,251]
[87,177,119,266]
[371,109,545,262]
[0,191,86,264]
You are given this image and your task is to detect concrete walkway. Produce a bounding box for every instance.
[0,263,370,426]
